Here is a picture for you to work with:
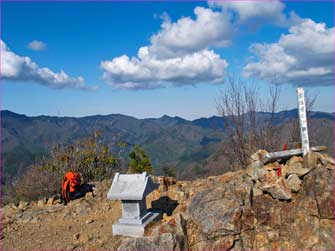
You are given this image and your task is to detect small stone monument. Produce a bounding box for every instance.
[107,172,160,237]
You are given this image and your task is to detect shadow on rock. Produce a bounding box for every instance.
[150,196,178,216]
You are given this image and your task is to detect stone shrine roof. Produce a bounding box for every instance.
[107,172,158,200]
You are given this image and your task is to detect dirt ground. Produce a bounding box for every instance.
[1,181,130,250]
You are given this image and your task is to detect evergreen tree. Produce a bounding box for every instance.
[128,144,153,174]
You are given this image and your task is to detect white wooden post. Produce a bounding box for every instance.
[296,88,310,156]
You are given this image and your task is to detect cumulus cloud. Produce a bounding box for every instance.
[243,18,334,86]
[27,40,47,51]
[148,7,234,58]
[101,7,230,90]
[1,40,93,90]
[209,0,288,26]
[209,1,288,26]
[101,47,227,89]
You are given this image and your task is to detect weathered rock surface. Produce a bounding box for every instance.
[258,171,292,200]
[287,174,301,192]
[117,233,187,251]
[2,152,334,250]
[285,161,312,177]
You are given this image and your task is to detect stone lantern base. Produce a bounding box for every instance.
[112,211,160,237]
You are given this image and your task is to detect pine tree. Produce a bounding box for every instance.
[128,144,153,174]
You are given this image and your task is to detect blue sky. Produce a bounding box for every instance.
[1,1,334,119]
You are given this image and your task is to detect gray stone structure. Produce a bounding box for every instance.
[107,172,160,237]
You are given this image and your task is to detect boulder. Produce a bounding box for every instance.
[252,194,282,229]
[117,233,187,250]
[287,174,301,192]
[319,154,335,165]
[18,201,29,210]
[302,152,320,170]
[252,182,263,197]
[250,150,269,162]
[285,162,311,177]
[264,161,280,171]
[311,166,334,219]
[187,188,243,250]
[258,171,292,200]
[287,156,303,165]
[246,162,267,181]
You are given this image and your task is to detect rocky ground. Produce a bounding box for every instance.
[2,151,334,250]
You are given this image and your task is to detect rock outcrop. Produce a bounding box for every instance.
[2,152,334,250]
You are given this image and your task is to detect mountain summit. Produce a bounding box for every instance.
[2,151,334,250]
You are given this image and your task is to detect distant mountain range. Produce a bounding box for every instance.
[1,109,333,181]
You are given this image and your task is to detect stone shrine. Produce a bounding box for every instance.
[107,172,160,237]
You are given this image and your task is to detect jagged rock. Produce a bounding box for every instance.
[117,233,187,250]
[287,174,301,192]
[37,198,47,207]
[191,235,235,251]
[254,229,282,250]
[287,156,303,165]
[252,194,282,229]
[250,149,269,162]
[246,161,266,181]
[18,201,29,210]
[153,213,187,237]
[258,171,292,200]
[311,166,334,219]
[188,188,243,247]
[241,205,256,231]
[319,154,335,166]
[2,153,334,251]
[7,203,17,210]
[302,151,320,170]
[325,163,334,170]
[252,182,263,197]
[264,161,280,171]
[47,196,56,205]
[2,206,16,222]
[285,162,311,177]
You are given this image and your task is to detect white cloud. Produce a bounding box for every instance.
[101,6,231,90]
[27,40,47,51]
[243,18,334,86]
[149,7,234,58]
[1,40,93,90]
[209,0,287,26]
[101,47,227,89]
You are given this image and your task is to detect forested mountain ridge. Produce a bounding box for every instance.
[2,109,333,180]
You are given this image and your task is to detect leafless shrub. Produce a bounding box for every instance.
[216,76,282,169]
[11,166,62,202]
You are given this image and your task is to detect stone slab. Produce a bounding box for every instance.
[112,212,160,237]
[107,172,158,200]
